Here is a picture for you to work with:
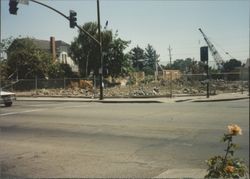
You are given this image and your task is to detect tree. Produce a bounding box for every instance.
[171,58,206,73]
[171,59,190,72]
[70,22,100,77]
[1,37,14,81]
[144,44,160,75]
[223,59,242,72]
[70,22,131,77]
[104,32,131,77]
[47,63,76,79]
[0,36,15,55]
[0,59,8,81]
[7,38,52,79]
[129,45,145,71]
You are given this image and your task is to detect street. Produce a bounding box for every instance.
[0,100,249,178]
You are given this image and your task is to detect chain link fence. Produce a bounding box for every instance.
[0,72,249,98]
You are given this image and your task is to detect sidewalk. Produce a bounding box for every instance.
[154,168,207,178]
[16,93,249,103]
[154,168,249,178]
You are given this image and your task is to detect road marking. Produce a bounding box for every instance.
[0,109,44,116]
[0,104,91,117]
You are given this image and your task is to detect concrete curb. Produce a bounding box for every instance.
[16,97,162,103]
[192,97,249,102]
[15,94,249,103]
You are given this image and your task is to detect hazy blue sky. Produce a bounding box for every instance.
[1,0,249,67]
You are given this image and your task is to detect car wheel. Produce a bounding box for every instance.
[5,102,12,107]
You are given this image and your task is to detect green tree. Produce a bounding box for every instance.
[170,58,208,73]
[7,38,52,79]
[0,36,15,54]
[70,22,130,76]
[1,37,14,81]
[129,45,145,71]
[144,44,160,75]
[105,33,131,77]
[70,22,100,77]
[223,59,242,72]
[171,59,190,72]
[70,22,130,77]
[48,63,76,79]
[60,63,76,78]
[0,59,8,81]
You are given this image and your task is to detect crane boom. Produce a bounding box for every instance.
[198,28,224,68]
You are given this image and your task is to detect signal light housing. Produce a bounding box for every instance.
[9,0,19,15]
[69,10,77,28]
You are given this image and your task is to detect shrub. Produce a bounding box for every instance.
[205,124,248,178]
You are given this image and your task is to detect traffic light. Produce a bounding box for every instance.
[69,10,77,28]
[9,0,19,15]
[200,46,208,62]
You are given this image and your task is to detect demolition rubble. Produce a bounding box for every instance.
[15,78,248,98]
[11,71,249,97]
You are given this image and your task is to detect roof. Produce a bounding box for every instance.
[55,40,70,48]
[32,39,50,50]
[30,38,70,51]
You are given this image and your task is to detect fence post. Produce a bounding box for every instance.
[35,76,38,91]
[93,75,96,98]
[64,77,66,89]
[240,70,243,94]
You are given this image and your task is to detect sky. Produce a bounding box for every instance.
[1,0,249,67]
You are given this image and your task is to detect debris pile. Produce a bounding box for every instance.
[14,80,248,97]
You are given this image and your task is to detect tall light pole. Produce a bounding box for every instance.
[97,0,103,100]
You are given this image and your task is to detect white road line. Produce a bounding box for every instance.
[0,104,90,116]
[0,109,44,116]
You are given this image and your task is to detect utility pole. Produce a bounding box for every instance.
[206,61,209,98]
[97,0,103,100]
[168,45,172,98]
[0,0,2,92]
[155,58,158,81]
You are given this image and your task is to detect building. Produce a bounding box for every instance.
[160,70,182,80]
[241,58,249,80]
[32,37,78,73]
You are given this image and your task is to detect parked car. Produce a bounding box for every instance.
[0,90,16,107]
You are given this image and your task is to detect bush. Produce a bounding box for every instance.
[205,124,248,178]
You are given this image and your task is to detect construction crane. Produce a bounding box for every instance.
[198,28,224,69]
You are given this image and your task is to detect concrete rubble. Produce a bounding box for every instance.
[14,79,249,98]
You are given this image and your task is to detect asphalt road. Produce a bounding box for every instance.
[0,100,249,178]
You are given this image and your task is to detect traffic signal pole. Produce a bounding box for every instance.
[206,62,210,98]
[97,0,103,100]
[200,46,209,98]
